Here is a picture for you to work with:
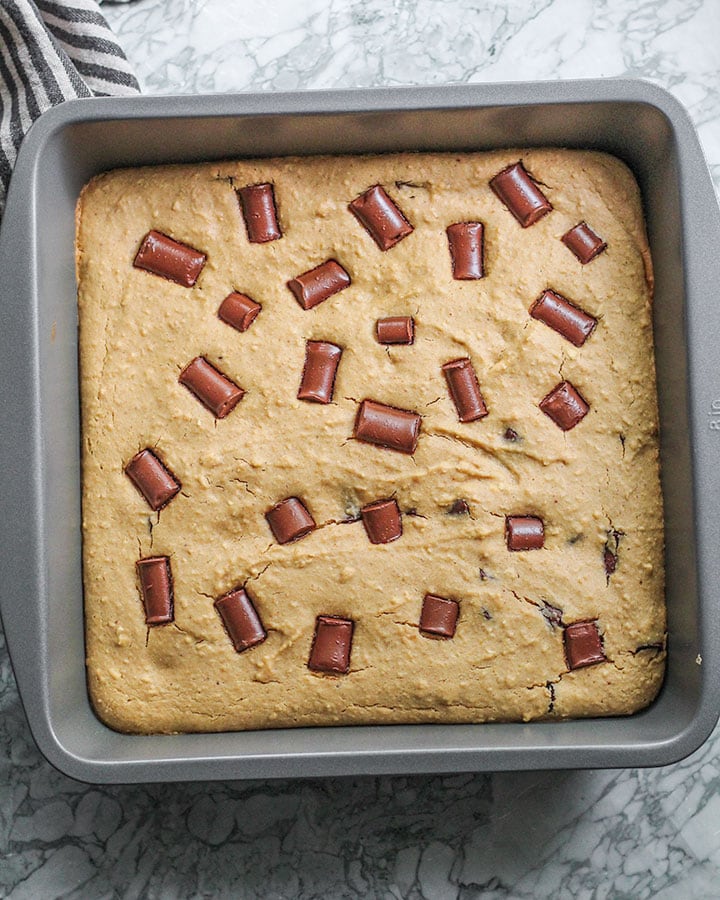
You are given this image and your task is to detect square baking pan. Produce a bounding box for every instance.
[1,80,719,783]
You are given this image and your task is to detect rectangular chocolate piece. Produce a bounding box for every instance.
[215,587,266,652]
[376,316,414,345]
[124,448,181,511]
[361,498,402,544]
[349,184,413,251]
[308,616,354,674]
[136,556,173,625]
[506,515,544,551]
[442,358,488,422]
[562,221,607,264]
[354,399,421,454]
[529,290,596,347]
[446,222,484,279]
[287,259,351,310]
[298,340,342,404]
[133,230,206,287]
[238,183,282,243]
[218,292,261,332]
[564,621,606,669]
[179,357,245,419]
[265,497,316,544]
[419,594,459,638]
[539,381,589,431]
[489,161,552,227]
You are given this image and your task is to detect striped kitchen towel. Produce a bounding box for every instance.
[0,0,139,208]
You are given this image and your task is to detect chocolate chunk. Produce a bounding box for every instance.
[179,357,245,419]
[489,161,552,227]
[604,529,623,577]
[562,221,607,264]
[215,587,266,652]
[448,499,470,516]
[419,594,459,638]
[539,381,589,431]
[287,260,351,310]
[506,516,544,551]
[540,601,564,628]
[604,548,618,575]
[265,497,316,544]
[564,620,606,669]
[238,183,282,243]
[529,290,597,347]
[136,556,173,625]
[298,340,343,404]
[125,449,181,511]
[354,399,421,454]
[442,358,488,423]
[218,292,261,332]
[376,316,415,345]
[349,184,413,251]
[360,498,402,544]
[446,222,484,279]
[504,427,520,442]
[133,230,206,287]
[308,615,354,674]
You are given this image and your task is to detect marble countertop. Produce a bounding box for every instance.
[2,0,719,897]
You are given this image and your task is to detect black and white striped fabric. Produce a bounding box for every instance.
[0,0,139,207]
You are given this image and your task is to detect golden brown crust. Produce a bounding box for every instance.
[77,149,665,734]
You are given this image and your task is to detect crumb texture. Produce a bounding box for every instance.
[77,149,665,734]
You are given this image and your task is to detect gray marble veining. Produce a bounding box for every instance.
[2,0,720,896]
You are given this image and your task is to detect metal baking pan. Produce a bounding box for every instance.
[1,80,719,783]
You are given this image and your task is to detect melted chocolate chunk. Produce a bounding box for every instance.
[562,221,607,264]
[349,184,413,251]
[489,161,552,227]
[419,594,459,638]
[136,556,173,625]
[265,497,316,544]
[354,400,421,454]
[448,499,470,516]
[133,230,206,287]
[539,381,589,431]
[604,529,623,578]
[308,616,354,674]
[298,340,342,404]
[504,428,520,442]
[215,587,267,652]
[238,183,282,243]
[360,498,402,544]
[125,449,181,511]
[564,620,606,669]
[604,548,618,576]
